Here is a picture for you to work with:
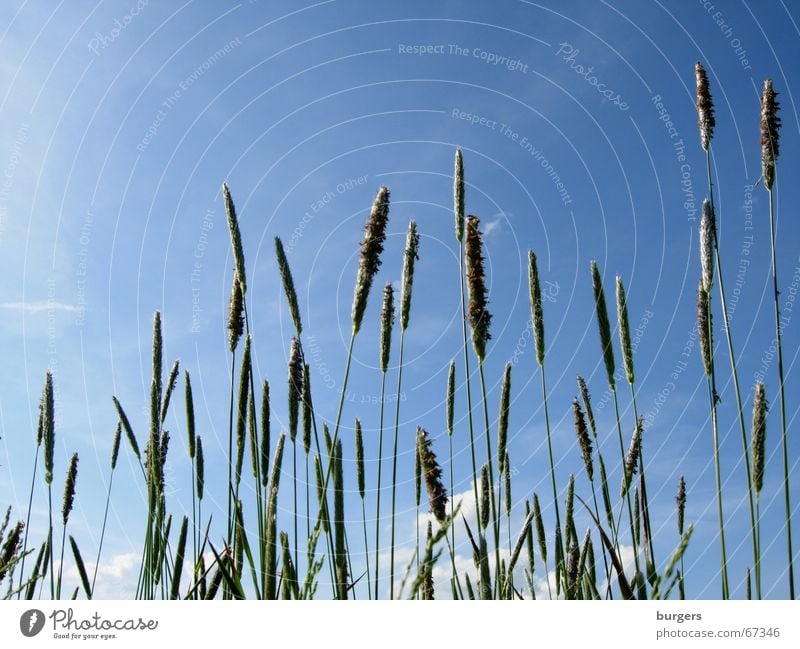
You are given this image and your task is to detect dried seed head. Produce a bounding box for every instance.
[454,148,465,242]
[695,62,715,151]
[528,250,545,366]
[616,277,634,385]
[195,435,204,501]
[417,427,448,524]
[565,473,575,544]
[260,380,271,487]
[446,360,455,436]
[42,371,55,485]
[533,493,547,564]
[697,282,713,376]
[415,429,422,508]
[751,382,768,494]
[676,475,687,535]
[504,450,511,517]
[301,365,312,456]
[576,375,597,438]
[633,486,641,546]
[184,370,196,460]
[227,273,245,353]
[480,463,490,530]
[161,360,180,424]
[621,418,643,498]
[379,283,394,374]
[465,216,492,362]
[573,399,593,481]
[352,186,390,334]
[355,418,365,500]
[288,337,303,443]
[567,540,580,595]
[422,521,435,600]
[274,236,302,335]
[223,182,247,295]
[760,79,781,191]
[400,220,420,331]
[591,261,616,391]
[0,521,24,579]
[111,422,122,471]
[62,452,79,525]
[152,312,163,402]
[498,362,511,475]
[700,199,716,292]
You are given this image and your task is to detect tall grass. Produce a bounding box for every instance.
[2,65,796,601]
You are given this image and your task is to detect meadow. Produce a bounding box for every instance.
[0,63,794,601]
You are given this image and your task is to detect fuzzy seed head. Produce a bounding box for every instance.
[275,236,302,335]
[223,182,247,295]
[454,148,465,242]
[62,453,79,525]
[576,375,597,438]
[573,399,593,481]
[42,371,55,485]
[676,475,687,535]
[697,282,713,376]
[621,418,643,498]
[533,493,547,564]
[498,362,511,474]
[287,337,303,443]
[379,283,394,373]
[465,216,492,362]
[184,370,196,460]
[352,186,390,334]
[111,422,122,471]
[528,250,545,365]
[591,261,616,391]
[616,276,634,384]
[695,62,715,151]
[751,382,768,494]
[301,365,312,456]
[196,435,204,500]
[400,220,420,331]
[700,199,716,292]
[480,464,490,530]
[355,418,365,500]
[446,360,455,436]
[760,79,781,191]
[227,273,245,353]
[417,427,448,524]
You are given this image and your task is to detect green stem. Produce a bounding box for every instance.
[374,371,387,598]
[91,468,115,596]
[361,498,371,599]
[705,150,759,593]
[389,329,406,599]
[706,377,730,599]
[478,363,501,598]
[768,187,794,599]
[17,444,40,597]
[629,384,655,569]
[540,365,563,566]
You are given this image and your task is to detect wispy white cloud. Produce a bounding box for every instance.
[0,301,78,313]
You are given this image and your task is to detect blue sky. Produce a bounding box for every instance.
[1,0,799,599]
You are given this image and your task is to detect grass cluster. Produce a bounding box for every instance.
[0,65,794,600]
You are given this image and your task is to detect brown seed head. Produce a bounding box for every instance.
[465,216,492,362]
[760,79,781,191]
[695,62,715,151]
[352,186,390,334]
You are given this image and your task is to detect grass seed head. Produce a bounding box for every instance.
[417,427,448,524]
[751,382,768,494]
[223,182,247,295]
[287,337,303,443]
[352,186,390,334]
[760,79,781,191]
[700,199,716,292]
[111,422,122,471]
[695,62,715,151]
[61,452,79,525]
[676,475,687,535]
[616,276,634,384]
[42,371,55,485]
[400,220,420,331]
[446,360,455,436]
[227,273,245,353]
[380,282,394,373]
[355,418,365,500]
[465,216,492,362]
[275,236,302,334]
[591,261,616,391]
[498,362,511,474]
[195,435,204,501]
[480,463,490,530]
[533,493,547,564]
[528,250,545,365]
[454,148,465,242]
[573,398,593,481]
[621,418,643,498]
[302,364,312,456]
[697,282,712,376]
